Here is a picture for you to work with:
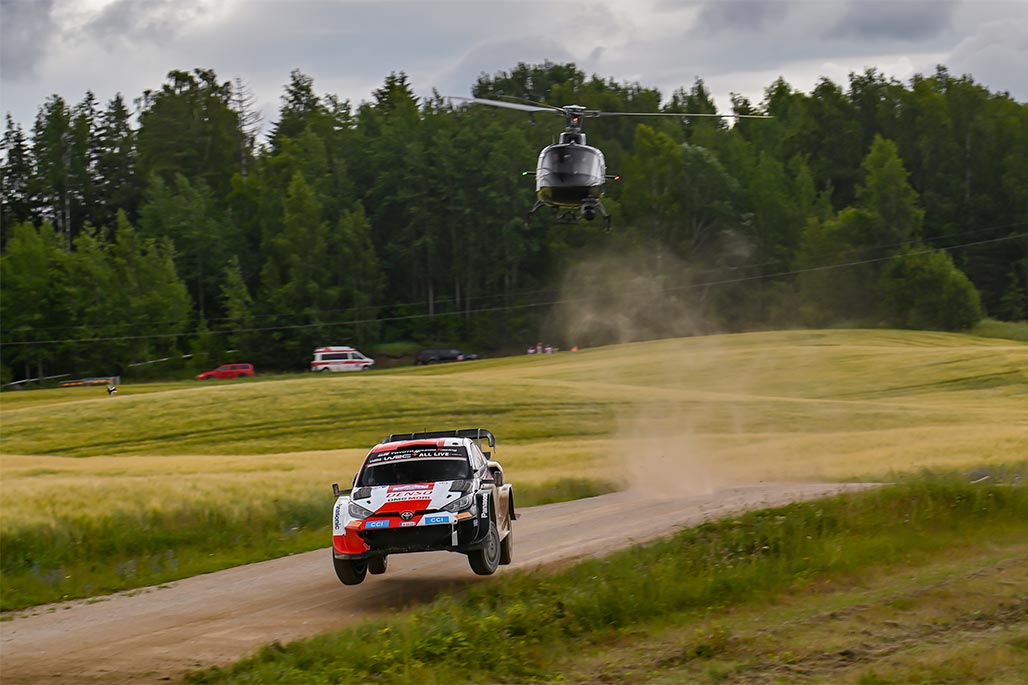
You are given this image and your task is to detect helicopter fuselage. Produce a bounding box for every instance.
[535,141,606,208]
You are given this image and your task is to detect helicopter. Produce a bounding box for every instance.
[449,96,771,230]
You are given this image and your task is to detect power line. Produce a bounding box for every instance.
[10,218,1028,337]
[4,231,1024,348]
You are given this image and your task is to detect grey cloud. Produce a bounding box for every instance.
[83,0,208,46]
[948,18,1028,100]
[831,0,956,40]
[693,0,789,33]
[431,36,576,98]
[1,0,57,80]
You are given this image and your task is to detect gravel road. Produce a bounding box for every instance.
[0,482,876,684]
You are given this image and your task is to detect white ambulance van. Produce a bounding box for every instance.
[311,346,375,372]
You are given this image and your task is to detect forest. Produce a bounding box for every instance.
[1,61,1026,384]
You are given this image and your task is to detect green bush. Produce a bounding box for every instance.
[880,248,983,330]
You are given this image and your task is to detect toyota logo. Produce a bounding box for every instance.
[400,511,414,520]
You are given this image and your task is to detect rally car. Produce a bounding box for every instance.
[331,428,516,585]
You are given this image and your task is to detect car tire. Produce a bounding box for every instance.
[333,555,368,585]
[499,524,513,566]
[320,367,332,373]
[367,555,388,575]
[468,521,501,575]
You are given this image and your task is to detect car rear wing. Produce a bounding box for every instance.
[380,428,496,449]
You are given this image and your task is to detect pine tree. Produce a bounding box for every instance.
[855,135,923,246]
[1,114,34,239]
[30,95,74,249]
[230,78,262,177]
[95,94,139,226]
[137,69,243,198]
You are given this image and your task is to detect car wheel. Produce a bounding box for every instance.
[333,555,368,585]
[499,524,513,566]
[367,554,388,575]
[320,367,332,372]
[468,521,501,575]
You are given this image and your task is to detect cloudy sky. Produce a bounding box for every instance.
[2,0,1026,135]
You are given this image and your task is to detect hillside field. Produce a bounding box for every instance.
[1,328,1026,610]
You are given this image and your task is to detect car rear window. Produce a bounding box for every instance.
[358,444,471,486]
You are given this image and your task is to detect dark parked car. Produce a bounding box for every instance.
[415,348,479,365]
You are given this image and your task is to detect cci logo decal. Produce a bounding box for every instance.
[400,511,414,520]
[365,520,390,529]
[423,515,449,525]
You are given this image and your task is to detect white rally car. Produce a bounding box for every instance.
[331,429,516,585]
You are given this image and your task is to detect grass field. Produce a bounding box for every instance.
[187,472,1028,684]
[2,329,1026,610]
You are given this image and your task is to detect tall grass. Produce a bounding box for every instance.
[0,494,326,611]
[0,474,616,611]
[2,330,1025,610]
[187,471,1028,684]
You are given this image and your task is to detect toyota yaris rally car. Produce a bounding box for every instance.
[331,428,516,585]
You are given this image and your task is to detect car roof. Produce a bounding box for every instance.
[369,437,470,453]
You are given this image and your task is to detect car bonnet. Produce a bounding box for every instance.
[353,481,466,514]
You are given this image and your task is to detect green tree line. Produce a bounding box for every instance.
[2,62,1026,384]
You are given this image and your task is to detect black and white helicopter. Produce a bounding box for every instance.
[449,96,771,229]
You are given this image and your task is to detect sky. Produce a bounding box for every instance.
[2,0,1026,137]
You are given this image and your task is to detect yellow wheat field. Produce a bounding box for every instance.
[3,329,1026,531]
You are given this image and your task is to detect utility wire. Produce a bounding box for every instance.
[11,218,1027,336]
[4,231,1024,348]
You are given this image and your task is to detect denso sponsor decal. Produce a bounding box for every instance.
[400,521,416,527]
[386,490,433,501]
[364,519,390,529]
[423,515,450,525]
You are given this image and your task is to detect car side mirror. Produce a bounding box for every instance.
[485,468,503,487]
[333,483,352,498]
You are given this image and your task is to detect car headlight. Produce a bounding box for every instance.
[441,494,474,513]
[348,501,374,519]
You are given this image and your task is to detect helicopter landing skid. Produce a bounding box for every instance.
[528,200,611,231]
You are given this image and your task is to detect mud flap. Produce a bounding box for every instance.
[451,523,458,546]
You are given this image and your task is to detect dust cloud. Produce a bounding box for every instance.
[548,247,769,497]
[547,248,714,348]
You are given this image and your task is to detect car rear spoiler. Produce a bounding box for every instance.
[381,428,496,448]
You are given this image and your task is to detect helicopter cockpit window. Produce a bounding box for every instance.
[540,146,603,177]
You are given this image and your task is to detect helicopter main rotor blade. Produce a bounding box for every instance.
[591,111,773,119]
[447,96,563,115]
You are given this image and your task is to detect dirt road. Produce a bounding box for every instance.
[1,482,875,684]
